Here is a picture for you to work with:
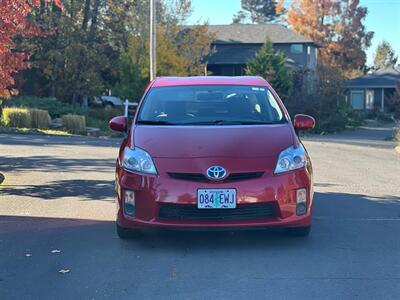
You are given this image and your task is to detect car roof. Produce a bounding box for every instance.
[152,76,270,87]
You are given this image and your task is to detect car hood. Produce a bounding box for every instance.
[133,124,294,158]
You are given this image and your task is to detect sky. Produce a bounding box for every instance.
[187,0,400,67]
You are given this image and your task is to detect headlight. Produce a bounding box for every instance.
[121,147,157,175]
[274,145,307,174]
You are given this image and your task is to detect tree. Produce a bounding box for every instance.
[114,43,149,101]
[334,0,373,76]
[13,0,213,103]
[232,10,250,24]
[245,40,292,99]
[20,0,133,103]
[177,25,215,75]
[163,0,193,25]
[283,0,373,76]
[0,0,63,98]
[115,1,214,101]
[234,0,281,23]
[373,41,398,70]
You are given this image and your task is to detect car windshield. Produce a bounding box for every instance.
[137,85,287,125]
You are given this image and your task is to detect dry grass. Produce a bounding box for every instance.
[0,126,71,136]
[62,114,86,134]
[30,109,51,129]
[1,107,52,129]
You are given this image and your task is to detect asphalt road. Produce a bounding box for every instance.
[1,131,399,300]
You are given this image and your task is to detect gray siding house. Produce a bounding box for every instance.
[347,66,400,112]
[202,24,319,76]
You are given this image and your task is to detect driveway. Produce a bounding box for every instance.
[0,131,399,300]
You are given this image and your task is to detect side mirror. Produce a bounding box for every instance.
[294,114,315,131]
[109,116,127,132]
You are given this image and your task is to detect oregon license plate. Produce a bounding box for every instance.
[197,189,236,209]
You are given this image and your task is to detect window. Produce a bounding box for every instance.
[366,90,374,110]
[351,91,364,110]
[290,44,304,54]
[137,85,287,125]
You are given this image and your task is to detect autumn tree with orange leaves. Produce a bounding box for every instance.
[0,0,63,98]
[278,0,373,77]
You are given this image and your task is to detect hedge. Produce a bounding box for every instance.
[1,107,32,128]
[62,114,86,134]
[4,96,83,118]
[30,109,51,129]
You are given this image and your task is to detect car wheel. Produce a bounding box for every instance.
[285,226,311,237]
[116,224,141,239]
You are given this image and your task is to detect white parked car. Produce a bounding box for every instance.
[94,96,126,107]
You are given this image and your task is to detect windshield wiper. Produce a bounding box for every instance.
[137,120,286,126]
[239,121,283,125]
[181,120,282,125]
[136,120,178,125]
[181,120,244,125]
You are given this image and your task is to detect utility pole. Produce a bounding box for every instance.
[150,0,157,81]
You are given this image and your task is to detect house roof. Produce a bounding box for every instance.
[205,44,301,68]
[206,45,259,64]
[206,24,317,45]
[348,66,400,88]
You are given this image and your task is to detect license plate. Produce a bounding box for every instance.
[197,189,236,209]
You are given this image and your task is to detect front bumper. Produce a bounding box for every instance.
[115,165,313,229]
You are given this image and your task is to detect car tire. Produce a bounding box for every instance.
[116,224,141,239]
[285,226,311,237]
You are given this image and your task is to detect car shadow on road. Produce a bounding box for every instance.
[2,191,400,300]
[0,179,115,201]
[1,191,399,249]
[0,155,115,173]
[121,191,400,250]
[0,133,121,148]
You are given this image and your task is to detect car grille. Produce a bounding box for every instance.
[167,172,264,183]
[158,204,276,221]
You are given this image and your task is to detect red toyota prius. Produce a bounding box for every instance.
[109,76,315,238]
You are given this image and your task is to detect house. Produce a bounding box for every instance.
[347,66,400,112]
[201,24,320,76]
